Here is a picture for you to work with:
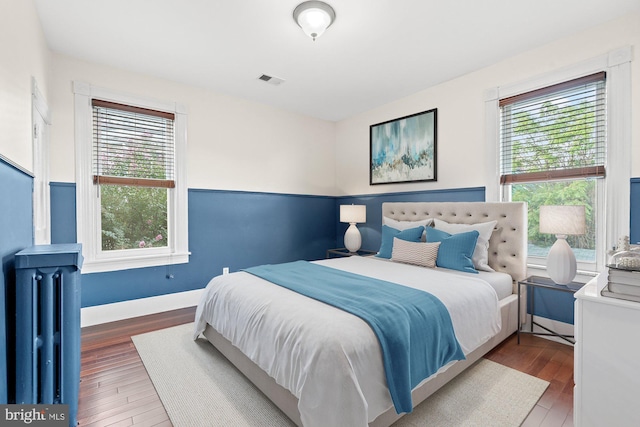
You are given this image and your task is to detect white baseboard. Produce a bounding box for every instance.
[81,289,204,327]
[528,315,575,346]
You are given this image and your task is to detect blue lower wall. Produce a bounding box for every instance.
[47,179,640,321]
[335,187,485,251]
[528,287,577,325]
[529,180,640,325]
[50,185,337,307]
[0,158,34,404]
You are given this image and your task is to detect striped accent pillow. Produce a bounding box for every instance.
[391,237,440,268]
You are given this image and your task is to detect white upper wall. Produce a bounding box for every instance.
[48,54,337,196]
[335,12,640,196]
[0,0,51,172]
[3,4,639,199]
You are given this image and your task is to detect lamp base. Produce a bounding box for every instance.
[546,235,577,285]
[344,223,362,253]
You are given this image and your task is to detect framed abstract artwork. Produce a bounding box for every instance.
[370,108,437,185]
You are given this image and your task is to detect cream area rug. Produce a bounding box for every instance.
[132,323,548,427]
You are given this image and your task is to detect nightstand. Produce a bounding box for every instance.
[517,275,585,344]
[326,248,378,258]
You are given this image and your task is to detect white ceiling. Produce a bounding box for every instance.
[34,0,639,122]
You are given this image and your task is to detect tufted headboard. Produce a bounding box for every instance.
[382,202,528,283]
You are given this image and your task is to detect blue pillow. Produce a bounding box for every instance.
[376,225,424,259]
[425,227,479,274]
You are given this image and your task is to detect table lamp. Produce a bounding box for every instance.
[340,205,366,253]
[539,205,586,284]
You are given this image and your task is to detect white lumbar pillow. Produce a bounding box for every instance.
[391,238,440,268]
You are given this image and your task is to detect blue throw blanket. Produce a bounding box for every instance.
[244,260,465,414]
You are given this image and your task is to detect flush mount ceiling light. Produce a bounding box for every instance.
[293,1,336,41]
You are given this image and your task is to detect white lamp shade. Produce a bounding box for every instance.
[293,1,335,40]
[539,205,586,236]
[340,205,366,224]
[546,237,577,284]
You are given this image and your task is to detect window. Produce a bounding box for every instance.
[499,73,606,271]
[93,100,174,251]
[486,47,632,275]
[74,83,189,273]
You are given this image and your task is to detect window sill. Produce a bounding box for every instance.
[81,252,190,274]
[526,262,599,283]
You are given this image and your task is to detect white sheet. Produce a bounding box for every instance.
[442,268,514,300]
[193,256,502,427]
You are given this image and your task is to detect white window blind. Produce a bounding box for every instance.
[92,99,176,188]
[500,72,606,185]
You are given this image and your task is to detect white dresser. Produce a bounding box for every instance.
[574,273,640,426]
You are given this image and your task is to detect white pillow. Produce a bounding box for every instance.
[432,218,497,272]
[383,217,433,241]
[391,237,440,268]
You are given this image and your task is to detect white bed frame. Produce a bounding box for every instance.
[202,201,528,426]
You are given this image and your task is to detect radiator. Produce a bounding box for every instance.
[15,244,83,427]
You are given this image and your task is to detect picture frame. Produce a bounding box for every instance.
[370,108,437,185]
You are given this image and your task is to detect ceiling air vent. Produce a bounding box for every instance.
[257,74,285,86]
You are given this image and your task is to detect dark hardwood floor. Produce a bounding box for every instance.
[485,333,574,427]
[78,307,196,427]
[78,307,574,426]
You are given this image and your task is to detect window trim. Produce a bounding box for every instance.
[74,81,189,273]
[485,46,632,271]
[32,77,52,245]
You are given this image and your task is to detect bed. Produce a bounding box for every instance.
[193,201,527,427]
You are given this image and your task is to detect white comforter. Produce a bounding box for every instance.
[193,256,501,427]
